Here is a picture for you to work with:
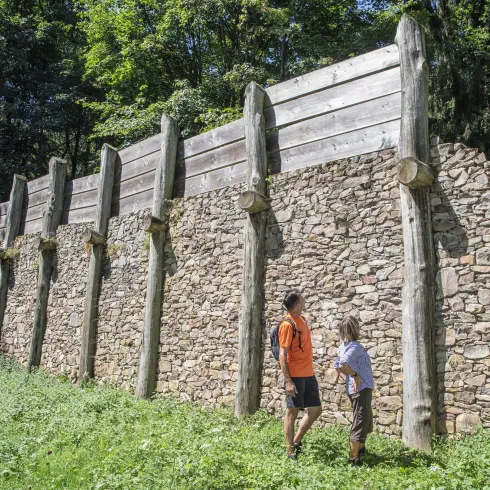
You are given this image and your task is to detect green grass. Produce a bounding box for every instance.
[0,359,489,490]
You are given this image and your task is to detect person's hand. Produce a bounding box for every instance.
[352,374,363,393]
[285,380,297,397]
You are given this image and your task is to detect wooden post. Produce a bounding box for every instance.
[79,144,117,380]
[28,158,67,368]
[135,114,178,398]
[395,14,437,450]
[0,175,26,335]
[235,82,268,417]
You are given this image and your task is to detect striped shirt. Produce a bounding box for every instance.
[334,341,374,395]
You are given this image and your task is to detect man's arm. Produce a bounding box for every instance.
[279,346,297,397]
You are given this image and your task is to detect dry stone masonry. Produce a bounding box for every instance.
[0,141,489,436]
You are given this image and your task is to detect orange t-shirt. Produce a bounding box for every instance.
[278,314,314,377]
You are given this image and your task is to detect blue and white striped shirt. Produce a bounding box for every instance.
[334,340,374,395]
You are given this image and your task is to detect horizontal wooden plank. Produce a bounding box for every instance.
[0,228,4,242]
[265,44,399,107]
[176,118,245,161]
[267,92,401,154]
[27,175,49,195]
[119,133,161,166]
[269,119,400,175]
[64,188,98,213]
[22,202,45,224]
[175,138,246,181]
[24,187,48,208]
[63,205,96,225]
[112,187,153,217]
[66,173,100,196]
[0,202,8,216]
[173,161,247,198]
[21,218,43,236]
[265,66,401,130]
[0,215,6,228]
[118,152,159,183]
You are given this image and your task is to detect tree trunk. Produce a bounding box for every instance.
[395,14,437,450]
[79,144,117,380]
[235,82,268,417]
[0,175,26,336]
[28,158,67,368]
[135,114,178,399]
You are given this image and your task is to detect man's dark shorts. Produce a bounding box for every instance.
[286,375,321,409]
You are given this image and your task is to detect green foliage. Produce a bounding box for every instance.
[1,359,490,489]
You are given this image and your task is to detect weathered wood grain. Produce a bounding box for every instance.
[235,82,268,417]
[264,67,401,130]
[269,119,399,174]
[176,118,245,161]
[0,175,27,334]
[266,92,401,154]
[29,157,67,369]
[0,202,8,216]
[136,114,178,399]
[119,133,161,165]
[264,44,399,107]
[26,175,49,195]
[62,206,96,225]
[396,14,436,451]
[79,144,117,380]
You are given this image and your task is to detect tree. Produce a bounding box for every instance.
[0,0,97,201]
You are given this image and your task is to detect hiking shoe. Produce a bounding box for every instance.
[349,457,362,466]
[293,442,303,455]
[287,452,298,461]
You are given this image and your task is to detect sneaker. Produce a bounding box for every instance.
[293,441,303,455]
[287,452,298,461]
[348,457,362,466]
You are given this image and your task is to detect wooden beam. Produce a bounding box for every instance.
[395,14,437,450]
[397,156,434,188]
[143,216,168,233]
[238,190,270,213]
[235,82,268,417]
[82,228,106,245]
[28,158,67,368]
[79,144,117,380]
[135,114,178,398]
[35,237,57,251]
[0,175,26,336]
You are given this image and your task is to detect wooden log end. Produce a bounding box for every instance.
[238,190,270,214]
[397,157,434,188]
[143,216,168,233]
[82,228,106,245]
[36,236,57,251]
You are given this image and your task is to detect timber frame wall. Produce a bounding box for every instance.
[0,25,446,449]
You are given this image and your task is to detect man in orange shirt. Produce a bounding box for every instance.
[279,289,322,459]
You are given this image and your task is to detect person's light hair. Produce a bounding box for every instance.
[339,315,360,342]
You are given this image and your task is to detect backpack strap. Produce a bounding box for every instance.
[281,318,304,356]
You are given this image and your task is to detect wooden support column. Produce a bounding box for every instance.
[235,82,268,417]
[79,144,117,380]
[28,158,67,368]
[395,14,437,450]
[135,114,178,398]
[0,175,26,335]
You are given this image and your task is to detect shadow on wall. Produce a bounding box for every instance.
[429,141,489,435]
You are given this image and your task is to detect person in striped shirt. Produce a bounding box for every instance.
[334,315,374,466]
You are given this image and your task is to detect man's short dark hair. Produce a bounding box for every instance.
[283,289,301,311]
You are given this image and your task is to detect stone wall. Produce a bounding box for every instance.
[430,141,490,433]
[1,141,489,436]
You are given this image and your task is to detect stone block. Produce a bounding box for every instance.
[464,344,490,360]
[456,413,482,433]
[378,395,402,411]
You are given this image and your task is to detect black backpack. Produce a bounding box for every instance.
[270,318,303,361]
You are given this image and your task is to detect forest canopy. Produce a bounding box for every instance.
[1,0,489,200]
